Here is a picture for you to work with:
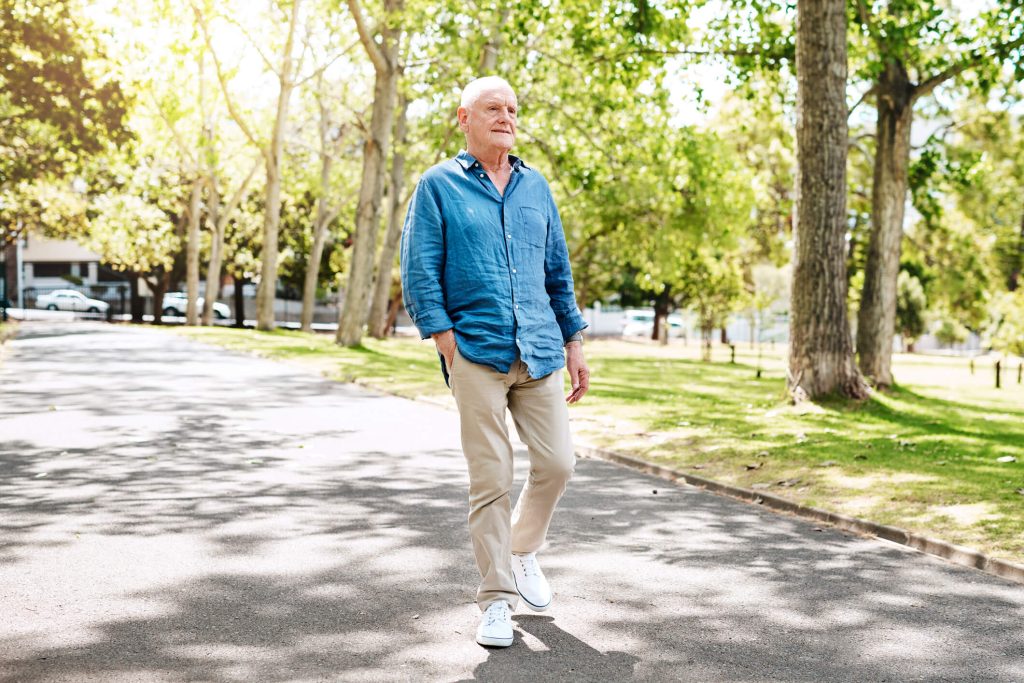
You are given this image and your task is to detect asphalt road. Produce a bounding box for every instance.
[1,322,1022,682]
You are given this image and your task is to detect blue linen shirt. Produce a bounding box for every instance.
[400,150,588,382]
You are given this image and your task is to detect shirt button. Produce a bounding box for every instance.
[515,304,519,309]
[512,268,517,273]
[506,234,511,239]
[479,173,485,178]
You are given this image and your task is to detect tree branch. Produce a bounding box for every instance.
[294,43,355,88]
[848,84,878,118]
[193,4,265,158]
[148,90,199,171]
[855,0,882,48]
[222,14,280,76]
[346,0,387,73]
[913,34,1024,102]
[217,159,261,231]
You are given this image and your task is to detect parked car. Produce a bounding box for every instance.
[621,309,685,338]
[35,289,109,314]
[161,292,230,319]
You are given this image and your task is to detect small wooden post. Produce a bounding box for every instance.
[729,344,736,364]
[1018,363,1022,385]
[969,358,975,375]
[995,359,1002,389]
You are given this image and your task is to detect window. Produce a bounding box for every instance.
[34,262,72,278]
[97,265,128,282]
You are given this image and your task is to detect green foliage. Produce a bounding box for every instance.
[88,191,180,275]
[0,0,131,188]
[933,318,968,346]
[945,105,1024,293]
[896,270,927,341]
[986,290,1024,357]
[0,0,132,246]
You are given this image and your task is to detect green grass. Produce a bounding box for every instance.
[0,319,18,345]
[176,326,1024,564]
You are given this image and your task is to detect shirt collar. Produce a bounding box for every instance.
[456,149,528,172]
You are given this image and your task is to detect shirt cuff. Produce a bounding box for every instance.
[565,331,584,346]
[557,310,588,344]
[410,306,454,340]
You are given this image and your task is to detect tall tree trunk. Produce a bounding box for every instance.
[232,276,247,328]
[148,271,169,325]
[129,273,144,324]
[384,289,403,333]
[368,94,408,339]
[479,9,511,72]
[301,83,341,333]
[789,0,868,400]
[253,0,301,331]
[300,174,334,333]
[202,183,223,326]
[1010,206,1024,292]
[336,0,401,346]
[204,163,257,326]
[652,286,670,345]
[856,60,913,387]
[185,177,203,326]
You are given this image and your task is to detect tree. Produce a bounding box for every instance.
[987,289,1024,357]
[336,0,403,346]
[367,93,409,339]
[895,270,926,351]
[296,66,352,333]
[853,0,1024,386]
[1,0,130,245]
[788,0,869,400]
[945,103,1024,294]
[88,188,181,322]
[197,0,305,331]
[680,249,745,360]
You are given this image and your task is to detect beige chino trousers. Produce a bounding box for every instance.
[449,346,576,611]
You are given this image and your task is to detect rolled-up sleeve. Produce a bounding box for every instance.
[400,177,453,339]
[543,190,588,343]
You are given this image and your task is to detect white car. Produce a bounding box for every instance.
[621,309,685,338]
[161,292,230,319]
[35,289,110,314]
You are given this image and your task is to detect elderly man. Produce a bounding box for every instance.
[400,76,589,648]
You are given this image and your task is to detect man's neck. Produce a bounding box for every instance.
[467,146,512,173]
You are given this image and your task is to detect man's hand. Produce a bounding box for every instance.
[565,341,589,404]
[432,329,457,370]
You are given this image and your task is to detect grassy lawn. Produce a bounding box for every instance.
[175,326,1024,564]
[0,319,18,345]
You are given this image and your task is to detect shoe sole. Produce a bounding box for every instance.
[476,635,514,647]
[512,574,551,612]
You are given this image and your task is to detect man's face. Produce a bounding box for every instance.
[458,85,518,154]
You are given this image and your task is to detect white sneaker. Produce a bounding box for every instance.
[476,600,514,647]
[511,552,552,612]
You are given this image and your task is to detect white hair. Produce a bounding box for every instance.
[460,76,515,109]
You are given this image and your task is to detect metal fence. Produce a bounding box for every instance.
[22,284,131,316]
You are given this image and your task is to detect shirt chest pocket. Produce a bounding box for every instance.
[519,206,548,248]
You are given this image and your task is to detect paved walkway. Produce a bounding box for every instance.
[1,322,1022,682]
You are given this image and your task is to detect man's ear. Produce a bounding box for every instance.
[456,106,468,131]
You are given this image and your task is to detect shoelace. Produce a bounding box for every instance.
[484,602,509,626]
[515,553,540,577]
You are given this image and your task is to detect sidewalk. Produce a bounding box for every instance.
[2,321,1022,682]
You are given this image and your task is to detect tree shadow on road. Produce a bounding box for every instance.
[3,324,1024,682]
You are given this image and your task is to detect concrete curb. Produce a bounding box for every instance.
[575,443,1024,586]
